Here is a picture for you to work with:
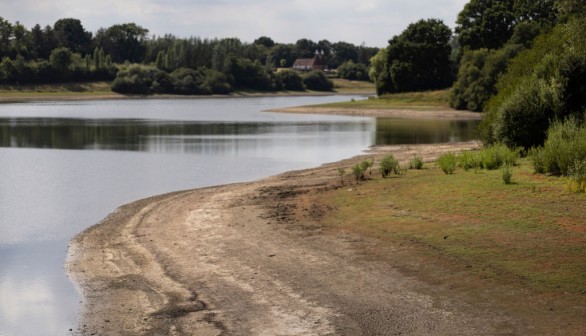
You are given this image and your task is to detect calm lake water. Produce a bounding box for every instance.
[0,96,478,335]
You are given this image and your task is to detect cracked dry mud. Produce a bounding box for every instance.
[67,142,585,335]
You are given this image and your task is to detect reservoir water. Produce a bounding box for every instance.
[0,96,478,335]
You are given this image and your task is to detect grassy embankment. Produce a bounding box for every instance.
[0,81,118,101]
[317,89,451,110]
[320,157,585,297]
[0,78,375,102]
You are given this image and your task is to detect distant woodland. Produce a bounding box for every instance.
[1,1,586,150]
[0,17,378,93]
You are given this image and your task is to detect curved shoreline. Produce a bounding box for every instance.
[69,141,526,335]
[267,106,483,119]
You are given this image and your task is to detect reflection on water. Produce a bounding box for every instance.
[0,97,478,335]
[375,118,478,144]
[0,117,478,152]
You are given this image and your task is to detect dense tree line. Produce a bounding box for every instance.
[445,0,586,150]
[0,16,377,92]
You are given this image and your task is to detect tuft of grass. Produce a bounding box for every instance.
[352,163,366,181]
[458,151,482,171]
[502,164,513,184]
[437,153,457,174]
[409,155,424,170]
[568,159,586,193]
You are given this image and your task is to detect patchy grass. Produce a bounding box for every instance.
[331,78,376,94]
[319,158,586,295]
[319,89,451,110]
[0,81,119,102]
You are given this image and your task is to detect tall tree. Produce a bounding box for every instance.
[0,17,13,57]
[254,36,275,48]
[456,0,516,50]
[54,18,92,54]
[377,19,454,94]
[97,23,149,63]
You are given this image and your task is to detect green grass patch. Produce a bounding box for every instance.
[317,89,451,110]
[331,78,375,94]
[321,158,586,294]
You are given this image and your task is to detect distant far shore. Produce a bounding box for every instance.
[0,78,376,103]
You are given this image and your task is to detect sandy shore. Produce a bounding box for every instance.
[66,142,480,336]
[267,106,483,119]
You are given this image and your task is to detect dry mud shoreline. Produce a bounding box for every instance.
[66,108,583,335]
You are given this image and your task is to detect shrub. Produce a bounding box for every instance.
[409,155,424,170]
[437,153,457,174]
[535,118,586,176]
[352,163,366,181]
[303,71,333,91]
[479,144,519,170]
[568,160,586,193]
[502,164,514,184]
[529,147,546,174]
[337,60,370,81]
[379,155,400,178]
[275,69,304,91]
[458,151,482,171]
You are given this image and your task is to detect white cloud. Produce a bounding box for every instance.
[0,0,470,47]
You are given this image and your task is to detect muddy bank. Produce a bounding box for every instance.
[67,140,585,335]
[267,106,483,120]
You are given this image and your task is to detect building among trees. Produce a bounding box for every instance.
[292,50,327,71]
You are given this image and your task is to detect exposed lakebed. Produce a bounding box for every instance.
[0,96,478,335]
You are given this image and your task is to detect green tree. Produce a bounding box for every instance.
[0,17,13,57]
[378,19,453,94]
[97,23,149,63]
[330,41,358,68]
[54,18,92,54]
[254,36,275,48]
[336,60,369,81]
[275,70,304,91]
[49,47,73,71]
[456,0,516,50]
[302,71,333,91]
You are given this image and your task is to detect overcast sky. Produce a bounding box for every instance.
[1,0,469,47]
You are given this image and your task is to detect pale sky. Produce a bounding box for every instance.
[1,0,469,47]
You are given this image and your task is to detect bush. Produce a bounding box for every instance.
[111,64,160,94]
[458,151,481,171]
[352,163,366,181]
[568,160,586,193]
[437,153,457,174]
[409,155,424,170]
[533,118,586,176]
[450,46,522,112]
[275,70,304,91]
[479,144,519,170]
[491,78,559,148]
[379,155,400,178]
[502,164,514,184]
[337,60,370,81]
[302,71,333,91]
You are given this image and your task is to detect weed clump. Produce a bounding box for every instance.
[437,153,457,174]
[530,119,586,176]
[568,160,586,193]
[409,155,424,170]
[458,151,482,171]
[502,164,514,184]
[379,155,400,178]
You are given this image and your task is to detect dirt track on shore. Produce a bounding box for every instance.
[67,140,584,336]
